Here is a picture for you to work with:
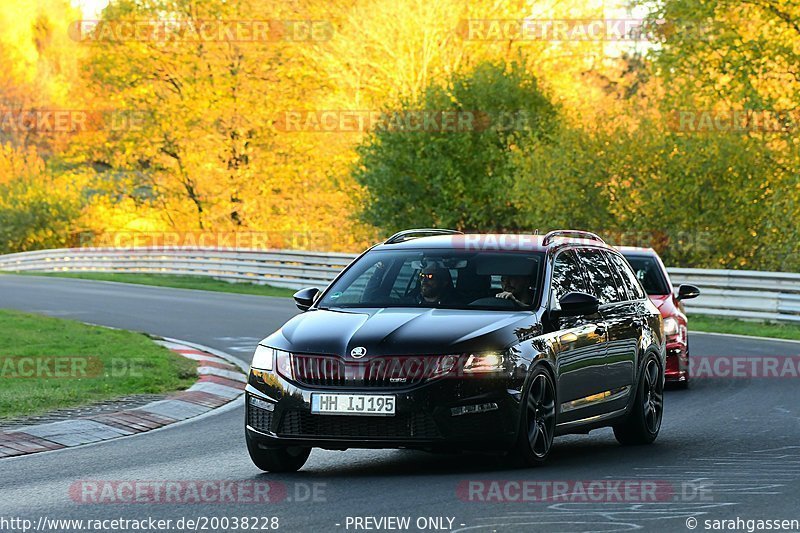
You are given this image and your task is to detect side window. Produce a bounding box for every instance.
[550,250,588,309]
[603,251,633,301]
[576,248,623,304]
[607,252,647,300]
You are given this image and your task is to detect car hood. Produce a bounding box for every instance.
[266,307,536,356]
[648,294,678,317]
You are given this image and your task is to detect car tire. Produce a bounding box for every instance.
[512,366,557,466]
[247,437,311,472]
[613,355,663,445]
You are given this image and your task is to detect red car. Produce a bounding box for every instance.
[619,247,700,387]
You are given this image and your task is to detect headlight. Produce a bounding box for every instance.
[663,317,680,337]
[251,345,274,371]
[275,349,293,379]
[251,346,292,374]
[462,352,506,373]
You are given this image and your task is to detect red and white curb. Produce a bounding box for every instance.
[0,338,246,458]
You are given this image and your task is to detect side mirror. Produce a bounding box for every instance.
[293,287,320,311]
[557,292,600,317]
[677,284,700,301]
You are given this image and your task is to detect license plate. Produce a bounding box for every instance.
[311,393,395,416]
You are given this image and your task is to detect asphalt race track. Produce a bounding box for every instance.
[1,274,799,533]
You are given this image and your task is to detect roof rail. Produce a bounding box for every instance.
[542,230,605,246]
[384,228,463,245]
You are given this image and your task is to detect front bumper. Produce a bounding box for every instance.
[665,341,688,382]
[244,370,523,451]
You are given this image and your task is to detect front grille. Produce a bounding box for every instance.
[247,405,274,433]
[278,410,441,439]
[292,354,454,389]
[292,354,346,386]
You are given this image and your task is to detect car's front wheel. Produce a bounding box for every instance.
[613,355,663,445]
[513,366,557,466]
[247,437,311,472]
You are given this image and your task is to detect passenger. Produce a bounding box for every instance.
[417,265,458,305]
[496,275,534,307]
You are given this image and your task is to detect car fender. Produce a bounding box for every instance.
[507,330,560,421]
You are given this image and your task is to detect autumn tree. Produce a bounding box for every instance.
[639,0,800,113]
[70,0,370,250]
[626,0,800,270]
[0,0,86,152]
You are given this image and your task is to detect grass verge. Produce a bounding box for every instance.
[5,271,296,298]
[0,309,198,419]
[690,314,800,342]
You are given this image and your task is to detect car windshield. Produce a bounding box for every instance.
[317,249,544,310]
[622,254,670,295]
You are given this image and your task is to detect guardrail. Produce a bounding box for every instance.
[0,247,357,290]
[668,268,800,323]
[1,247,799,323]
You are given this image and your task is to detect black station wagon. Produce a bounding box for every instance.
[245,229,665,471]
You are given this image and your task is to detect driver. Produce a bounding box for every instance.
[417,265,459,305]
[496,275,534,306]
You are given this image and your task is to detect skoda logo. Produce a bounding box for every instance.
[350,346,367,358]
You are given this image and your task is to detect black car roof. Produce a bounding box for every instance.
[371,233,614,253]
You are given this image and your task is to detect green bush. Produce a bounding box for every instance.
[354,60,558,233]
[0,144,82,254]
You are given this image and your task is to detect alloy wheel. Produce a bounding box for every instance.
[642,359,663,434]
[526,372,556,458]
